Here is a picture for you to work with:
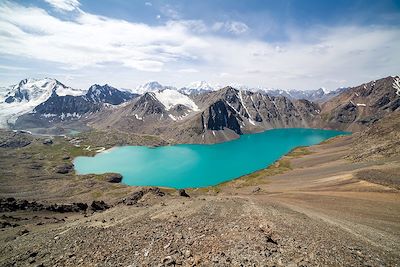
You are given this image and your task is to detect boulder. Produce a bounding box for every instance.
[105,173,123,183]
[91,200,110,211]
[47,203,88,213]
[122,190,145,205]
[252,187,261,193]
[121,187,165,205]
[55,163,74,174]
[0,198,89,213]
[178,189,190,198]
[42,138,53,145]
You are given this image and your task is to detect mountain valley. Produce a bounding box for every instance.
[1,76,398,144]
[0,75,399,266]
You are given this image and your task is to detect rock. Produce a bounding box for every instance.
[0,138,31,148]
[122,191,145,205]
[17,229,29,235]
[0,220,19,228]
[162,256,176,266]
[62,155,71,160]
[105,173,123,183]
[29,251,38,258]
[42,138,53,145]
[0,198,43,212]
[0,131,32,148]
[252,187,261,193]
[47,203,88,213]
[178,189,190,198]
[29,163,43,170]
[0,197,87,213]
[149,187,165,197]
[55,163,74,174]
[121,187,165,205]
[184,249,192,258]
[91,201,110,211]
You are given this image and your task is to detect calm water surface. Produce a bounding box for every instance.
[74,128,349,188]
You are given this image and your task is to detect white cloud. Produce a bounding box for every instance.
[43,0,80,11]
[212,21,249,35]
[159,5,180,19]
[0,64,28,71]
[0,1,399,90]
[145,2,152,7]
[0,2,207,72]
[178,68,199,73]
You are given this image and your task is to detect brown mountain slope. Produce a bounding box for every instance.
[320,75,400,131]
[86,75,399,144]
[347,111,400,161]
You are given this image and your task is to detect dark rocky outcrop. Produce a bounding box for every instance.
[0,131,32,148]
[330,102,358,124]
[131,92,166,117]
[178,189,190,198]
[47,203,88,213]
[105,173,123,183]
[0,198,88,213]
[42,138,53,145]
[206,100,242,134]
[121,187,165,205]
[35,92,101,118]
[86,84,137,105]
[90,201,110,211]
[55,163,74,174]
[0,220,19,228]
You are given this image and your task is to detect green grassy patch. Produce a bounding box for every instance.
[286,146,312,158]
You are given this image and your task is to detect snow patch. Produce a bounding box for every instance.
[134,114,143,120]
[356,103,366,107]
[154,89,199,111]
[168,114,177,121]
[42,113,57,118]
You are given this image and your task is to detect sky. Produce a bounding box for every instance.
[0,0,399,91]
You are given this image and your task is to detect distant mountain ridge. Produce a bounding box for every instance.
[265,87,348,102]
[0,78,137,129]
[87,75,400,143]
[1,76,398,143]
[131,81,347,102]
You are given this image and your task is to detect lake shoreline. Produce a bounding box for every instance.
[74,128,349,188]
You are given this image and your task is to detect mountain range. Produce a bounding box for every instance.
[0,76,399,142]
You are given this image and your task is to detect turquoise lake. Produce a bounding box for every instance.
[74,128,349,188]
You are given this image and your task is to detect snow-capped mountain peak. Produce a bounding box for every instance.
[3,78,84,104]
[0,78,85,128]
[319,87,330,94]
[179,81,215,96]
[135,81,176,94]
[186,81,214,91]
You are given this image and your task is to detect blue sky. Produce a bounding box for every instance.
[0,0,399,90]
